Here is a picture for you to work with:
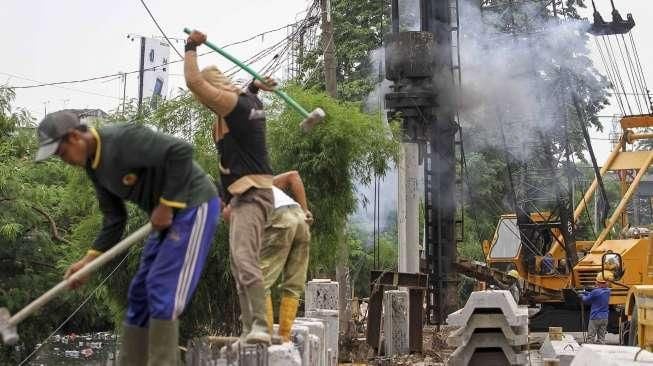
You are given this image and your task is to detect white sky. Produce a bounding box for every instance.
[0,0,309,117]
[576,1,652,160]
[1,0,650,162]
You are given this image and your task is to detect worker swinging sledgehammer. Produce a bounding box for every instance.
[35,111,220,365]
[184,30,277,345]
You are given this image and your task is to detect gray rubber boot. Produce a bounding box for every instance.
[148,319,180,366]
[118,323,149,366]
[227,291,253,353]
[245,286,271,345]
[238,291,253,341]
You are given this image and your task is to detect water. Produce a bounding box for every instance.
[27,332,118,366]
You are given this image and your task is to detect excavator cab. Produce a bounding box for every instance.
[602,251,625,281]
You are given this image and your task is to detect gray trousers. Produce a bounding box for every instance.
[587,318,608,344]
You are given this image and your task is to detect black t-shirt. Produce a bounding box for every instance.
[217,91,273,203]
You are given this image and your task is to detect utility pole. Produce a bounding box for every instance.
[321,0,347,337]
[321,0,337,97]
[121,72,127,114]
[137,37,146,116]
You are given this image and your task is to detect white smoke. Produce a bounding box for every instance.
[455,0,605,162]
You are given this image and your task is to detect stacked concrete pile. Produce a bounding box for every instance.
[446,290,528,366]
[304,279,340,366]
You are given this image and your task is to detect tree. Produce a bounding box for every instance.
[267,84,400,276]
[460,0,611,258]
[299,0,390,102]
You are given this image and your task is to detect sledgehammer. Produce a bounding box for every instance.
[0,224,152,346]
[183,28,326,132]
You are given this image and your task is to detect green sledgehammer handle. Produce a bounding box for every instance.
[183,28,310,118]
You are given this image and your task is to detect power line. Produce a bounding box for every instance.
[138,0,184,59]
[2,20,304,90]
[0,72,121,100]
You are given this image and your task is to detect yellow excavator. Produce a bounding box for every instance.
[458,115,653,342]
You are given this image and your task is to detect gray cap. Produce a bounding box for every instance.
[35,111,81,161]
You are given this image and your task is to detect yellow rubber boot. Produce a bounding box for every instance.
[278,297,299,343]
[266,294,274,335]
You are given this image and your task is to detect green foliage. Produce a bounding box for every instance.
[0,88,114,363]
[298,0,390,102]
[267,84,400,274]
[0,77,400,363]
[348,225,397,298]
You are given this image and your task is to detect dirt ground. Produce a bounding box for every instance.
[338,327,622,365]
[338,325,454,366]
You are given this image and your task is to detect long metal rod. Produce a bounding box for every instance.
[8,224,152,327]
[593,153,653,247]
[391,0,399,34]
[573,93,611,224]
[573,138,625,222]
[627,132,653,143]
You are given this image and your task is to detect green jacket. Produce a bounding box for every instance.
[86,122,217,251]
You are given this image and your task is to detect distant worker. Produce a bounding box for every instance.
[580,272,612,344]
[35,111,220,365]
[541,253,555,275]
[507,269,521,304]
[185,30,278,345]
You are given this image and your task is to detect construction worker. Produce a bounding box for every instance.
[184,30,277,345]
[35,111,220,365]
[222,171,312,344]
[580,272,613,344]
[262,171,312,343]
[507,269,521,304]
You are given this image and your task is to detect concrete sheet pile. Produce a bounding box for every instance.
[446,290,529,366]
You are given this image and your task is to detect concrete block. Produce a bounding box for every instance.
[447,313,528,347]
[446,333,527,366]
[570,344,653,366]
[305,279,339,312]
[306,309,339,366]
[291,324,310,366]
[239,344,269,366]
[383,290,409,356]
[268,343,302,366]
[540,334,580,366]
[446,290,528,328]
[295,318,327,366]
[307,334,321,366]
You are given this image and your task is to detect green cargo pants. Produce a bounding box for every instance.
[260,205,311,298]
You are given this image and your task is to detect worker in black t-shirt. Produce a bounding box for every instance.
[184,30,277,345]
